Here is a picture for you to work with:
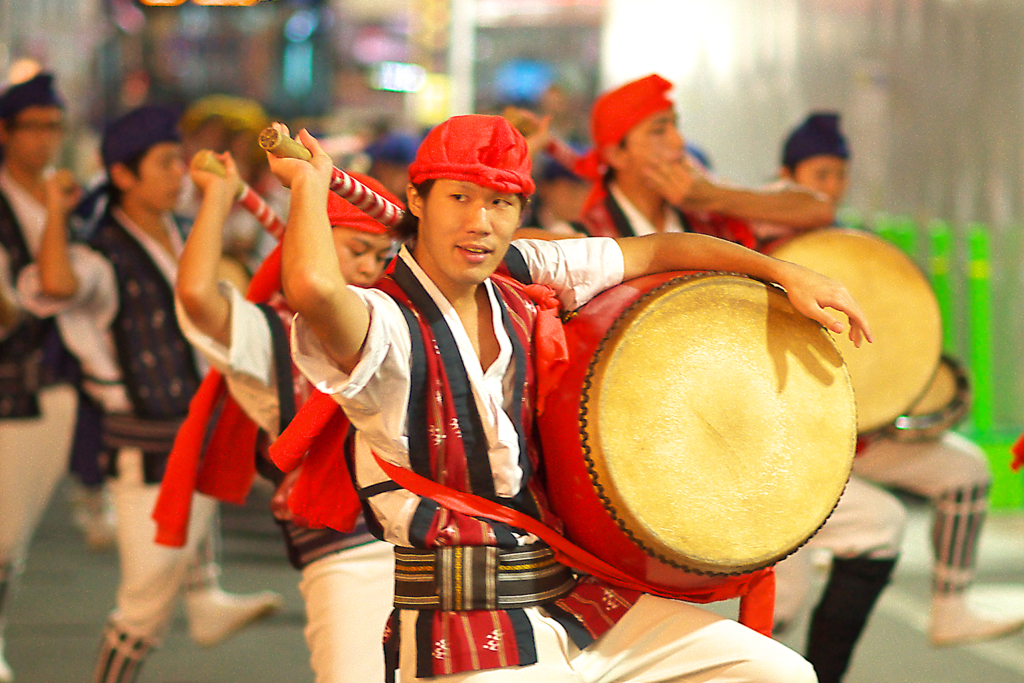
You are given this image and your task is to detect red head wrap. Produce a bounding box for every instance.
[408,114,535,196]
[575,74,675,182]
[326,172,402,235]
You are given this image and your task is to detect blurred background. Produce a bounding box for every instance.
[4,2,1024,681]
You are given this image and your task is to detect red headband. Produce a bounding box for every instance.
[326,172,402,235]
[408,115,535,196]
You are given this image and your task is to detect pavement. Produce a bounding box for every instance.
[5,479,1024,682]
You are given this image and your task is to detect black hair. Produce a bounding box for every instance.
[106,149,149,207]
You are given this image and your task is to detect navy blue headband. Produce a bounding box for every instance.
[0,73,63,120]
[782,112,849,169]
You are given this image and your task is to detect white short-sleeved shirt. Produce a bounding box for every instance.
[291,238,625,547]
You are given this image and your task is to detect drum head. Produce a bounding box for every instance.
[769,229,942,432]
[582,273,855,575]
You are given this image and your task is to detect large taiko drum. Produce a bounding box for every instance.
[766,228,943,433]
[537,272,856,591]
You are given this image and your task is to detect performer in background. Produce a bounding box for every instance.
[170,150,396,683]
[576,74,835,245]
[16,105,281,683]
[771,112,1024,657]
[0,71,80,683]
[268,114,872,682]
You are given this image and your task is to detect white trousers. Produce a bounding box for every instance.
[852,431,990,496]
[299,541,394,683]
[107,448,219,643]
[773,475,906,623]
[0,385,77,568]
[399,595,817,683]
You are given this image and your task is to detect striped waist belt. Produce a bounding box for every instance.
[393,543,577,611]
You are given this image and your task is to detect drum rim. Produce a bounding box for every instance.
[577,271,853,576]
[883,354,971,441]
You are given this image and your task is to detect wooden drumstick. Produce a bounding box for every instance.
[191,150,286,240]
[259,126,405,228]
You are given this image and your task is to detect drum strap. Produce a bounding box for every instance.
[373,451,776,636]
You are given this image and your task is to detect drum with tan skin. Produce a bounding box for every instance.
[537,271,856,590]
[883,354,971,442]
[766,228,943,434]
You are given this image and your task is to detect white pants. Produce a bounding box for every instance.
[299,541,394,683]
[773,475,906,623]
[852,431,990,496]
[107,448,219,643]
[0,385,77,568]
[398,595,816,683]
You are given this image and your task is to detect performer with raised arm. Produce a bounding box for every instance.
[0,71,80,683]
[267,113,872,682]
[15,105,281,683]
[170,150,396,683]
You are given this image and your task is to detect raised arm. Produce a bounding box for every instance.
[645,158,835,230]
[267,126,370,374]
[616,232,872,347]
[175,152,243,346]
[37,169,82,298]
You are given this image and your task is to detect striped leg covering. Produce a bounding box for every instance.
[92,623,153,683]
[932,483,989,595]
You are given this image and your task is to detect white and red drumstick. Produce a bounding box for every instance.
[259,127,405,228]
[191,150,286,240]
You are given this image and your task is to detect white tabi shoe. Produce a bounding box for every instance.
[929,593,1024,647]
[185,588,282,647]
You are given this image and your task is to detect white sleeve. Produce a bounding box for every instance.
[511,237,625,309]
[290,286,413,457]
[16,244,118,325]
[176,284,281,437]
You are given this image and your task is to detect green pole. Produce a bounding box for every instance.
[928,220,957,355]
[873,212,897,243]
[966,223,993,434]
[893,215,918,259]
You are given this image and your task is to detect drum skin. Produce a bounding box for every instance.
[537,272,856,589]
[766,229,943,433]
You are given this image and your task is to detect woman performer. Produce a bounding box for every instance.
[268,113,873,682]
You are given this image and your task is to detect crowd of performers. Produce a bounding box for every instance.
[0,67,1021,683]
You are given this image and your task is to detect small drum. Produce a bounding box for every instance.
[766,229,943,433]
[882,355,971,442]
[538,272,855,590]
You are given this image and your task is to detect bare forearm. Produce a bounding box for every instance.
[281,176,369,372]
[38,213,79,298]
[176,183,235,345]
[701,184,834,229]
[619,232,793,283]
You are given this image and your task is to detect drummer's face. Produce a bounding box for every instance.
[789,155,849,205]
[609,109,685,177]
[408,178,523,294]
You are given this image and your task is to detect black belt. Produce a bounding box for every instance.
[393,542,576,611]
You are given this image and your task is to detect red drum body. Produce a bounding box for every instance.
[537,272,856,591]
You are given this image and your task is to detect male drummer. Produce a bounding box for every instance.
[268,113,872,682]
[772,112,1024,665]
[576,74,835,245]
